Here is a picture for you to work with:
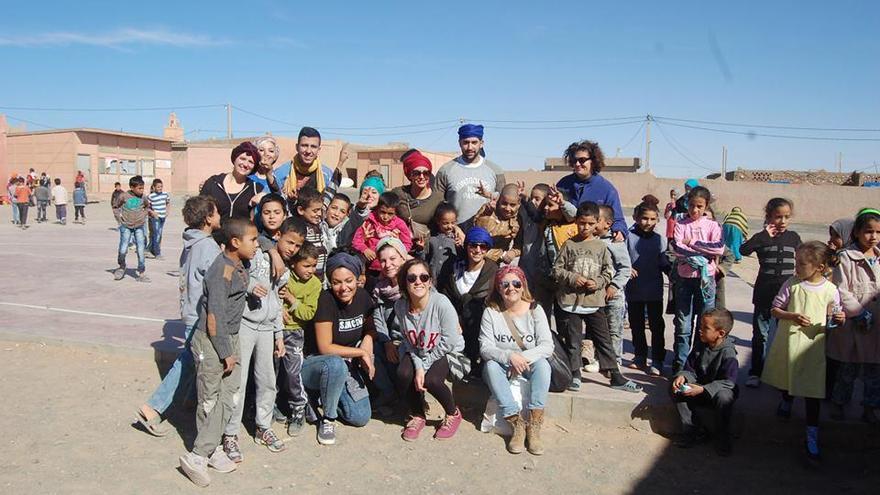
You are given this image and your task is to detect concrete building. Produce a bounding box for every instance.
[544,156,641,173]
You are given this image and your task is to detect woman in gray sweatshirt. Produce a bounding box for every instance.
[479,266,553,456]
[394,259,465,442]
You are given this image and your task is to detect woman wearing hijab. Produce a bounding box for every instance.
[200,142,265,218]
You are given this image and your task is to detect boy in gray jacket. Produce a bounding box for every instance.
[597,205,633,364]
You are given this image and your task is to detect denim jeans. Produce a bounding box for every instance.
[11,202,19,224]
[55,204,67,223]
[146,325,196,414]
[749,308,776,376]
[118,224,146,272]
[37,201,48,221]
[301,354,371,426]
[149,216,166,256]
[673,277,716,371]
[483,358,551,418]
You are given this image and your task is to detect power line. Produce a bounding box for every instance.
[5,114,56,130]
[654,115,880,133]
[469,116,643,124]
[232,105,460,131]
[655,118,880,142]
[486,119,645,131]
[653,121,717,173]
[0,104,225,112]
[618,121,646,153]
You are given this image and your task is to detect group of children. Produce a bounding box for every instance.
[111,176,172,282]
[6,173,82,228]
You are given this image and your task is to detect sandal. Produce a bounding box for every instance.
[610,380,643,393]
[135,408,170,437]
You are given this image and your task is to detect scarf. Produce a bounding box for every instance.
[683,255,713,302]
[283,154,325,198]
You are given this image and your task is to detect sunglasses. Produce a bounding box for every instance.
[468,243,489,251]
[500,280,523,290]
[409,169,431,177]
[571,157,592,165]
[406,273,431,284]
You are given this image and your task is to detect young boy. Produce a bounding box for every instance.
[671,308,738,456]
[112,176,151,282]
[137,196,222,436]
[179,217,258,487]
[34,180,50,223]
[296,188,330,281]
[425,202,461,279]
[474,183,523,265]
[597,205,633,365]
[222,199,290,461]
[73,181,88,224]
[352,191,413,275]
[321,193,351,254]
[553,202,641,393]
[147,178,170,258]
[14,178,31,230]
[278,242,322,437]
[111,182,123,223]
[51,178,68,225]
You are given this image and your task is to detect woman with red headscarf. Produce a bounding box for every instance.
[391,149,443,237]
[200,142,266,219]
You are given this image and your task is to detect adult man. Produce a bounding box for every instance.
[269,127,344,209]
[435,124,506,227]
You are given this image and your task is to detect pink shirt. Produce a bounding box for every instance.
[351,213,413,271]
[673,216,724,278]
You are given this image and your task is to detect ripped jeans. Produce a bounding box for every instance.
[191,330,241,457]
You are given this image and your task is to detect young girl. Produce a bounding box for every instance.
[763,241,843,464]
[352,192,414,275]
[672,186,724,373]
[827,208,880,424]
[626,195,670,375]
[740,198,802,388]
[425,203,461,279]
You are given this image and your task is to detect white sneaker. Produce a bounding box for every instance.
[179,452,211,487]
[208,446,237,473]
[583,362,600,373]
[745,375,761,388]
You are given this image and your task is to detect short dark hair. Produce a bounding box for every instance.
[114,182,121,187]
[293,241,321,263]
[330,193,352,208]
[598,204,614,221]
[764,198,793,221]
[129,175,145,188]
[702,308,734,335]
[377,192,401,210]
[151,178,163,187]
[279,217,307,238]
[297,126,321,143]
[295,187,323,211]
[222,217,254,246]
[397,258,433,299]
[54,178,61,185]
[182,195,218,229]
[563,140,606,174]
[531,183,551,196]
[259,192,287,211]
[576,201,600,219]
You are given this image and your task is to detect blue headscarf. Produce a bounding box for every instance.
[360,176,386,195]
[326,252,364,280]
[464,226,494,248]
[684,179,699,189]
[458,124,484,140]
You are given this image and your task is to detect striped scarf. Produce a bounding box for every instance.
[723,207,749,237]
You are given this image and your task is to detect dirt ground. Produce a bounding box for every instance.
[0,340,878,494]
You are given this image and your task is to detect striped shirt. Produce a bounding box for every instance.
[740,229,802,307]
[148,192,170,218]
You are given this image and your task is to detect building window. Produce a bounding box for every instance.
[140,159,155,177]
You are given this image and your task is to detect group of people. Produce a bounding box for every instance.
[110,177,172,282]
[120,122,878,486]
[6,170,84,228]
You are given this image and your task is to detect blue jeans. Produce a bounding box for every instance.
[146,325,196,414]
[673,277,716,370]
[11,202,19,224]
[722,224,743,262]
[749,308,776,376]
[149,216,166,256]
[483,358,551,418]
[301,354,371,426]
[118,224,146,272]
[372,343,398,400]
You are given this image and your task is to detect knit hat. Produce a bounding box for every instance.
[684,178,699,189]
[360,176,386,195]
[231,141,261,167]
[376,236,410,260]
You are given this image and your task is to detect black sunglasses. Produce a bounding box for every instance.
[571,157,591,165]
[500,280,523,289]
[409,169,431,177]
[407,273,431,284]
[468,243,489,251]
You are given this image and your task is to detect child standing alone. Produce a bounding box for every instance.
[73,182,88,224]
[147,178,170,258]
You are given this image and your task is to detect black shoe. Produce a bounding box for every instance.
[287,410,305,437]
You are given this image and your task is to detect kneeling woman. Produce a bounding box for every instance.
[395,259,465,441]
[302,253,376,445]
[480,267,553,455]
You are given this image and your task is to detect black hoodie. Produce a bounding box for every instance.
[676,337,739,398]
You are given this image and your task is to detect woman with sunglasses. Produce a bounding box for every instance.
[438,227,500,378]
[391,149,444,249]
[480,266,553,455]
[394,259,465,441]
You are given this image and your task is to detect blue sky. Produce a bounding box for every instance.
[1,1,878,177]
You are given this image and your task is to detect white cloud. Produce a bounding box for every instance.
[0,28,229,49]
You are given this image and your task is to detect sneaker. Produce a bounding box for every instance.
[287,410,306,437]
[113,268,125,281]
[434,408,462,440]
[567,378,581,392]
[745,375,761,388]
[208,446,237,473]
[222,434,243,463]
[317,419,336,445]
[402,416,427,442]
[179,452,211,487]
[145,252,156,259]
[274,406,288,424]
[583,362,600,374]
[805,426,820,464]
[627,359,646,370]
[255,427,287,452]
[648,366,663,377]
[135,273,151,283]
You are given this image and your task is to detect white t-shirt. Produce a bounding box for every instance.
[455,268,481,295]
[51,185,68,205]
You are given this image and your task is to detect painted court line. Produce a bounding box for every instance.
[0,302,166,323]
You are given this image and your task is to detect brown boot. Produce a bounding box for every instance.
[526,409,545,455]
[505,414,525,454]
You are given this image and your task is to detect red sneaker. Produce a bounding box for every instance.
[402,416,426,442]
[434,408,462,440]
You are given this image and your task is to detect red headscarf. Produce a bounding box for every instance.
[494,266,528,291]
[402,150,432,177]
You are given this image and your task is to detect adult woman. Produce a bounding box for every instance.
[394,259,465,441]
[554,140,626,240]
[249,136,283,193]
[439,227,500,375]
[200,142,265,219]
[480,267,553,455]
[371,237,412,405]
[301,253,376,445]
[391,149,443,236]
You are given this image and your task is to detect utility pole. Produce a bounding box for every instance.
[645,114,652,174]
[226,103,233,140]
[721,146,728,179]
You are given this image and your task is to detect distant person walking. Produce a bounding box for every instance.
[51,178,68,225]
[14,177,31,229]
[147,178,170,258]
[73,182,88,224]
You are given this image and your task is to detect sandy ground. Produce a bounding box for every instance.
[1,340,878,494]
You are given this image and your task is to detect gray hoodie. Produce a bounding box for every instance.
[394,289,464,370]
[479,305,553,365]
[601,234,632,298]
[179,229,222,328]
[242,247,290,336]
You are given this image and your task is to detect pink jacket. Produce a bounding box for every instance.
[827,245,880,363]
[673,216,724,278]
[351,213,413,271]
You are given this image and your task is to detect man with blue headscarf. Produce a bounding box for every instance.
[435,124,506,227]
